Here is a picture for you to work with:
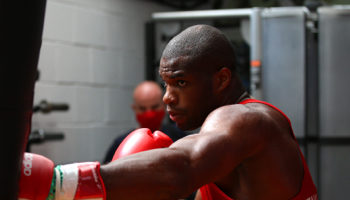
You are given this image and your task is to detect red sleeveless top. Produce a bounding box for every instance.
[199,99,318,200]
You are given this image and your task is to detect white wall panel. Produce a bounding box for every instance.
[31,0,175,163]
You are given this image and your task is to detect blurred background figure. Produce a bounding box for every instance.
[103,81,187,164]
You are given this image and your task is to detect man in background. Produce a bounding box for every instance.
[103,81,188,163]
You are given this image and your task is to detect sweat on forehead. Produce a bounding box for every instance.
[160,24,236,73]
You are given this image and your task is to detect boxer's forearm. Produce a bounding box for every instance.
[100,148,195,200]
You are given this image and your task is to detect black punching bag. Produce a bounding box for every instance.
[0,1,46,199]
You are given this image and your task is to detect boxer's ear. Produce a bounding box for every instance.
[213,67,231,94]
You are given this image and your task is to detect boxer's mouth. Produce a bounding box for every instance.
[168,110,184,122]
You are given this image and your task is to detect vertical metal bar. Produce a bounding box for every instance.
[305,9,320,190]
[145,21,156,81]
[250,8,263,99]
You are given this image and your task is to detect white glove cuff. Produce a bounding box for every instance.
[55,163,79,200]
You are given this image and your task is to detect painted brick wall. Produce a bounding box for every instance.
[30,0,174,164]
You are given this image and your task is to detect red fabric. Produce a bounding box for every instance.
[75,162,106,199]
[200,183,232,200]
[199,99,318,200]
[136,109,165,132]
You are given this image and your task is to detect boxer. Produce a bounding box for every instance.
[100,24,318,200]
[18,25,318,200]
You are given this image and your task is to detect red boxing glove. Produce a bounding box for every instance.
[112,128,173,161]
[18,153,106,200]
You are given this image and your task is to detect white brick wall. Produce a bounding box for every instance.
[31,0,175,164]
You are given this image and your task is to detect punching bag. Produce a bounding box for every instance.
[0,1,47,199]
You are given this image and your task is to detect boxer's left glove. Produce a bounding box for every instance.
[18,152,106,200]
[112,128,173,160]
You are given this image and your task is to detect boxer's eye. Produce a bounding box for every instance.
[177,80,186,87]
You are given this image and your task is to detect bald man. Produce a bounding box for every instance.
[103,81,187,164]
[132,81,167,132]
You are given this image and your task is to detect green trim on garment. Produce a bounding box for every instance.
[46,166,57,200]
[57,165,63,190]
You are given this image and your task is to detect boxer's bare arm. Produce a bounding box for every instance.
[100,105,269,200]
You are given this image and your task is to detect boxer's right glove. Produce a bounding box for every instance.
[18,153,106,200]
[112,128,173,160]
[18,128,171,199]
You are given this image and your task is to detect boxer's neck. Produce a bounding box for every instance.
[234,91,250,104]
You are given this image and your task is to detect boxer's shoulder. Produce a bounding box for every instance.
[201,103,283,144]
[221,102,287,127]
[205,103,271,126]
